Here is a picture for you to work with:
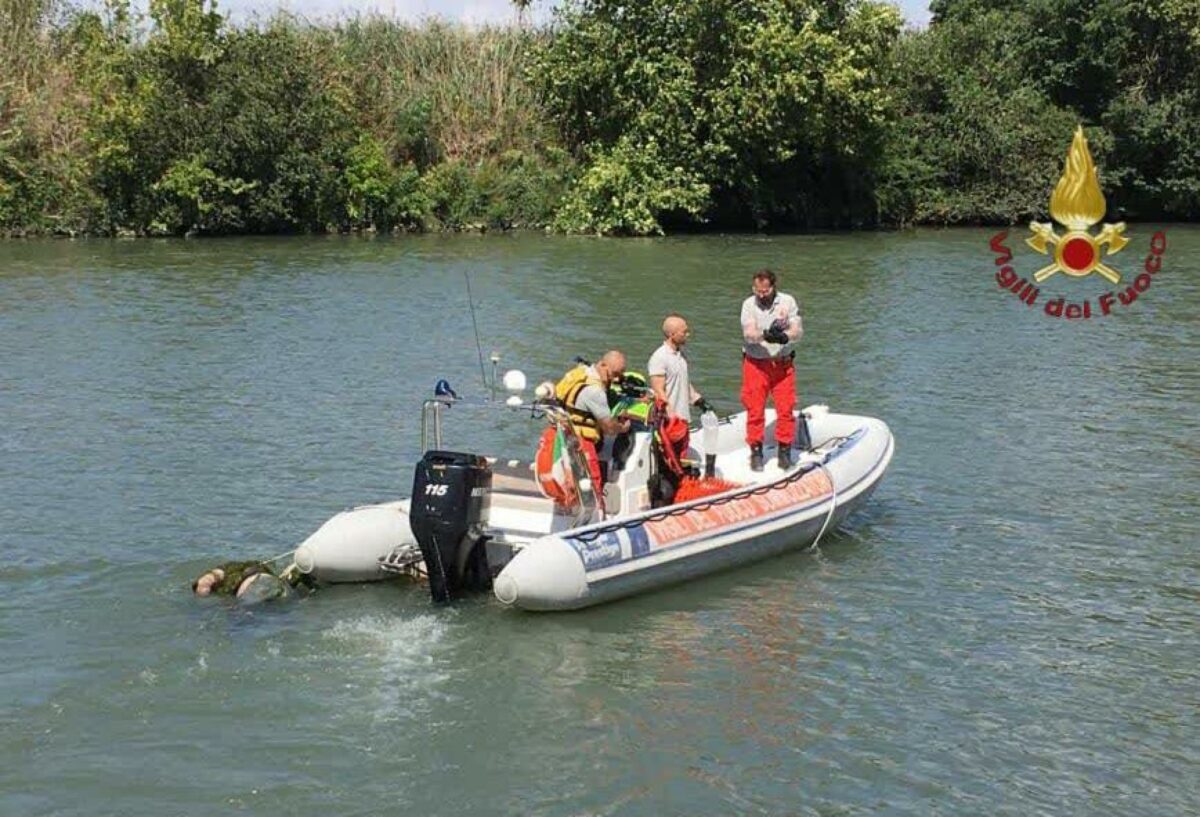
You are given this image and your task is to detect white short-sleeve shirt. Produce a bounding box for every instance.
[647,342,691,419]
[741,292,802,359]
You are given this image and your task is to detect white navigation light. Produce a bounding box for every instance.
[505,395,524,408]
[503,369,527,393]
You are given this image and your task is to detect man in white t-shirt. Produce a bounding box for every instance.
[740,269,802,471]
[648,314,713,420]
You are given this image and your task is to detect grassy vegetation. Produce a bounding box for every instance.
[1,0,96,233]
[0,0,570,235]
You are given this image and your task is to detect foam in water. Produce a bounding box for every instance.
[321,614,456,722]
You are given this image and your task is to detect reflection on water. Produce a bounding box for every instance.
[1,230,1197,816]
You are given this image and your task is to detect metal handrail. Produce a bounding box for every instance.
[417,396,603,525]
[420,396,548,453]
[419,398,452,452]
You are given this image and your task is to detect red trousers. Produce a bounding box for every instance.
[741,355,796,446]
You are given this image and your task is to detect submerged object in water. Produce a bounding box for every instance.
[235,571,293,605]
[191,500,417,605]
[192,561,274,597]
[192,560,303,604]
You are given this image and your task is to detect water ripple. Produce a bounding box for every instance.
[1,231,1197,816]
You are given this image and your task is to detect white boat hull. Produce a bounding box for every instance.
[292,499,414,583]
[492,411,894,611]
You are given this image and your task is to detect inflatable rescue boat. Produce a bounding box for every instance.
[492,406,892,610]
[285,377,893,611]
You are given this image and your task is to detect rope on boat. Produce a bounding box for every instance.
[570,436,852,543]
[463,269,489,393]
[809,462,838,551]
[259,549,297,568]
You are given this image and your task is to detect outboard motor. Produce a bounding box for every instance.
[410,451,492,602]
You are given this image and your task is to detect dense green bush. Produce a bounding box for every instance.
[535,0,1199,231]
[533,0,902,233]
[876,12,1081,225]
[551,138,709,235]
[81,5,366,234]
[343,135,426,231]
[0,0,98,232]
[420,149,571,230]
[898,0,1200,223]
[479,148,573,229]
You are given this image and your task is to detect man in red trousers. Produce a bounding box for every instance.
[740,269,802,471]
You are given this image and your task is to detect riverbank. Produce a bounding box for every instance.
[3,1,1198,237]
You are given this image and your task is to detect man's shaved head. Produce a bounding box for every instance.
[599,350,627,376]
[662,313,690,348]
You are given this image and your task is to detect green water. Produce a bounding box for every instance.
[2,230,1197,816]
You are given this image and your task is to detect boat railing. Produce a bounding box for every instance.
[418,396,602,526]
[419,394,559,453]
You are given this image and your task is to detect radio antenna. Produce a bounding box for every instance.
[463,269,489,394]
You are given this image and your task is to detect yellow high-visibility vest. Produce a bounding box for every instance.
[555,364,602,442]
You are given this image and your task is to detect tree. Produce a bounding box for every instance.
[897,0,1200,221]
[533,0,901,234]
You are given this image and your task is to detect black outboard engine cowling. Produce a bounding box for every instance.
[410,451,492,602]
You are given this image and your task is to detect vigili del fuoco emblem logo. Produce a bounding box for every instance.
[989,126,1167,319]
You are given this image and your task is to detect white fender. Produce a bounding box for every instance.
[293,500,413,583]
[492,536,588,610]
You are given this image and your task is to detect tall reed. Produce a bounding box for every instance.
[329,16,555,164]
[1,0,97,232]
